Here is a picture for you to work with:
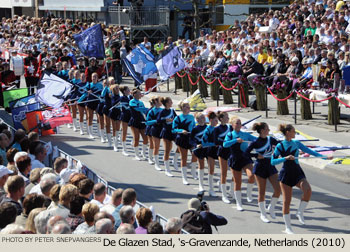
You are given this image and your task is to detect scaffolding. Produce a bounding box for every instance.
[108,6,170,42]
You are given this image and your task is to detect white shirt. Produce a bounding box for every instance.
[31,159,45,169]
[10,56,24,76]
[90,199,104,209]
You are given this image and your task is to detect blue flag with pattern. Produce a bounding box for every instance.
[73,24,105,58]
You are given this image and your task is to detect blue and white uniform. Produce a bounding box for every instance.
[271,140,324,187]
[191,125,208,159]
[78,81,103,110]
[157,108,177,141]
[108,93,121,121]
[97,86,111,116]
[145,107,163,138]
[214,124,233,160]
[120,95,132,123]
[223,131,257,171]
[129,98,148,129]
[202,125,218,159]
[245,136,280,179]
[172,114,196,149]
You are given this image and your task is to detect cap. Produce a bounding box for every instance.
[0,165,14,178]
[50,56,57,60]
[89,57,96,61]
[188,198,201,211]
[62,48,69,52]
[44,58,51,63]
[77,57,84,61]
[305,58,313,64]
[59,168,79,185]
[291,57,299,62]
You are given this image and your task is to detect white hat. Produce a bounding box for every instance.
[0,165,13,178]
[306,58,314,64]
[291,57,299,62]
[59,168,79,185]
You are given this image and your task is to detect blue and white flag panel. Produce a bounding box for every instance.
[12,102,41,130]
[73,24,105,58]
[125,44,158,84]
[35,72,72,108]
[156,46,186,81]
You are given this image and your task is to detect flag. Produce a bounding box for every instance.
[8,94,37,111]
[12,102,41,130]
[156,46,186,81]
[2,88,28,108]
[35,72,72,108]
[73,24,105,58]
[25,106,72,136]
[124,44,158,86]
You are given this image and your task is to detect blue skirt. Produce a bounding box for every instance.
[217,146,230,160]
[278,161,306,187]
[120,111,131,123]
[151,125,162,138]
[96,103,104,116]
[207,146,218,159]
[228,154,253,171]
[86,94,99,110]
[145,125,152,136]
[193,147,207,160]
[128,117,146,130]
[253,159,278,179]
[175,134,192,149]
[160,127,175,141]
[109,108,121,121]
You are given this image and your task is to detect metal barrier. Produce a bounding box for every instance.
[108,6,169,27]
[0,118,189,234]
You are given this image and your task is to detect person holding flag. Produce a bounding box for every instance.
[24,50,39,95]
[85,57,106,83]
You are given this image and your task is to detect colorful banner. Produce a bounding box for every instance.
[8,94,36,111]
[11,102,41,130]
[2,88,28,108]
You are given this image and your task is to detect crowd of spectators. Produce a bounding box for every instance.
[0,122,227,234]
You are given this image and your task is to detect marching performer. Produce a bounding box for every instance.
[119,86,132,156]
[157,97,179,175]
[213,111,233,204]
[145,96,163,169]
[271,124,327,234]
[223,117,256,211]
[245,122,281,222]
[98,78,113,147]
[172,101,196,185]
[129,88,148,161]
[78,72,103,139]
[108,81,122,152]
[191,113,208,192]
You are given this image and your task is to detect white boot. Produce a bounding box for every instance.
[113,137,119,152]
[79,122,84,135]
[190,162,198,180]
[72,120,78,132]
[181,167,189,185]
[228,181,234,198]
[267,197,279,219]
[142,144,147,160]
[164,160,174,177]
[198,169,204,192]
[296,201,308,225]
[208,174,216,197]
[282,214,294,234]
[117,130,122,141]
[106,133,112,148]
[154,155,162,171]
[246,183,254,203]
[96,124,101,137]
[148,150,155,164]
[234,190,244,211]
[258,201,270,223]
[67,123,72,128]
[134,146,142,161]
[221,183,230,204]
[172,152,180,171]
[122,142,129,156]
[115,131,121,151]
[87,126,94,139]
[100,129,106,143]
[217,180,222,192]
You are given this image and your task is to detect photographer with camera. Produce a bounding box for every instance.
[180,196,227,234]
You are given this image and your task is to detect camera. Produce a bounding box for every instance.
[200,201,209,211]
